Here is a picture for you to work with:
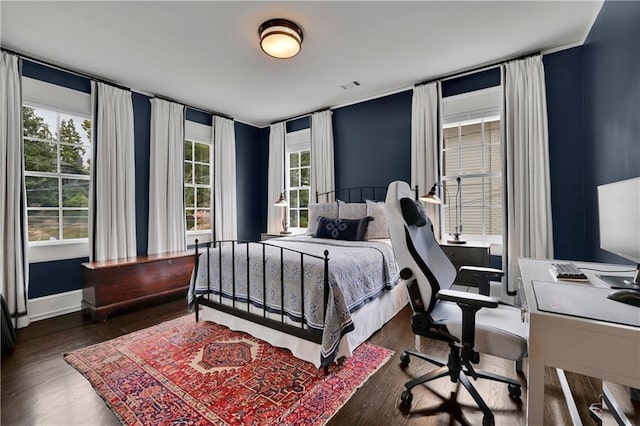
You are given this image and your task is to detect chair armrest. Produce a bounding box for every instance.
[437,289,499,309]
[458,266,504,278]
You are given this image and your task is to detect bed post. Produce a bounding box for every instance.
[414,185,419,201]
[322,249,330,322]
[323,249,330,375]
[194,239,199,322]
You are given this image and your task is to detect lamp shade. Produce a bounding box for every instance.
[259,19,303,59]
[273,193,288,207]
[420,184,443,204]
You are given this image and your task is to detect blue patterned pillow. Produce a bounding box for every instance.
[314,216,372,241]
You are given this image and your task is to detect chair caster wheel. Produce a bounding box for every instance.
[508,383,522,399]
[400,389,413,406]
[400,352,410,368]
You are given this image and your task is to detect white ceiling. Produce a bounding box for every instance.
[1,1,603,127]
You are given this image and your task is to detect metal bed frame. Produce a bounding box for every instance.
[192,185,418,369]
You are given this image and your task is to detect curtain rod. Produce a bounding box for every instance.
[2,47,131,92]
[2,46,234,121]
[153,94,232,120]
[417,50,542,87]
[270,107,330,126]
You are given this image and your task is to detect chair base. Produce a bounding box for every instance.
[399,349,522,426]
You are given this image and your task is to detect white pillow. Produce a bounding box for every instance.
[306,202,338,235]
[338,200,367,220]
[365,200,390,239]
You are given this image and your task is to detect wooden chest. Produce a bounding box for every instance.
[81,250,195,321]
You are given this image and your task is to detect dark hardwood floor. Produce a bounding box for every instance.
[2,299,638,425]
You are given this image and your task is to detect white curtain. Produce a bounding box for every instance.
[267,122,285,234]
[148,98,186,254]
[91,82,137,261]
[310,110,335,202]
[503,55,554,293]
[411,82,442,240]
[0,52,30,329]
[214,116,237,241]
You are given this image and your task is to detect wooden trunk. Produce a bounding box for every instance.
[81,251,195,321]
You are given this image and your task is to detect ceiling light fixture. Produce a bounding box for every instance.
[259,19,303,59]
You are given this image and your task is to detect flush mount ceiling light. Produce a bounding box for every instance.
[259,19,303,59]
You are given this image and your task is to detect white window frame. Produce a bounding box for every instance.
[22,77,92,262]
[440,87,503,245]
[285,128,311,232]
[184,120,213,246]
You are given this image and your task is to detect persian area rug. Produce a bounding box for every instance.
[64,315,393,425]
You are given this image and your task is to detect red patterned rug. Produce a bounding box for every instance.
[64,315,393,425]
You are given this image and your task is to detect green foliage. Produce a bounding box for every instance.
[23,106,92,241]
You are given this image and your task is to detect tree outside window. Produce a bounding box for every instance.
[288,149,310,229]
[23,106,92,242]
[184,139,211,232]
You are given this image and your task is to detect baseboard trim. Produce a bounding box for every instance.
[28,290,83,322]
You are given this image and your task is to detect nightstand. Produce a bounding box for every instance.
[439,241,491,288]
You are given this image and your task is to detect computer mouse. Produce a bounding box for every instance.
[606,289,640,307]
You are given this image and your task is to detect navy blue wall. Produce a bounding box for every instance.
[286,116,310,133]
[582,0,640,264]
[29,258,89,298]
[442,68,501,97]
[332,90,413,191]
[133,92,152,256]
[235,122,266,241]
[22,60,91,93]
[544,48,588,261]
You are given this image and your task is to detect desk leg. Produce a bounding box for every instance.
[527,314,546,425]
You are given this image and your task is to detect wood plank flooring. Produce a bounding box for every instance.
[2,299,638,425]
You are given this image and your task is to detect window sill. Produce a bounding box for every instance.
[187,231,213,247]
[28,240,89,263]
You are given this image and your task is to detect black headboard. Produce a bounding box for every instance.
[316,185,419,203]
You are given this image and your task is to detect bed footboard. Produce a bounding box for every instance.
[192,239,330,346]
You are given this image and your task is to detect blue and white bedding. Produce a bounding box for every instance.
[189,236,399,365]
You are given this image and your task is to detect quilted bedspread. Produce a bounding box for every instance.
[188,236,399,365]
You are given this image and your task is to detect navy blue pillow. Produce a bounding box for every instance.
[314,216,372,241]
[400,197,427,227]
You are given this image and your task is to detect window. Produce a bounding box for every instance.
[286,129,311,230]
[184,139,212,233]
[440,87,502,242]
[288,149,310,229]
[23,105,92,243]
[184,119,213,245]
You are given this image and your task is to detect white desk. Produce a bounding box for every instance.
[518,258,640,425]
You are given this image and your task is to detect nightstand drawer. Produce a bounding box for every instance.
[440,245,488,266]
[439,243,491,287]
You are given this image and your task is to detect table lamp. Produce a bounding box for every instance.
[420,177,465,244]
[273,192,292,234]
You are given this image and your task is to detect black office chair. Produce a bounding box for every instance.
[385,181,528,426]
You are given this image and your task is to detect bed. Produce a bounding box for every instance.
[189,187,415,369]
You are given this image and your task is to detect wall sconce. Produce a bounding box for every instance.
[273,192,292,234]
[420,177,465,244]
[259,19,303,59]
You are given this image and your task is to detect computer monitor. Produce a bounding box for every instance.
[597,176,640,288]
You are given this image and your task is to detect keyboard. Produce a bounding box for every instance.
[551,263,588,281]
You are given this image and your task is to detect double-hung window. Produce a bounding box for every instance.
[440,87,502,243]
[286,128,311,231]
[22,77,92,261]
[184,120,213,244]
